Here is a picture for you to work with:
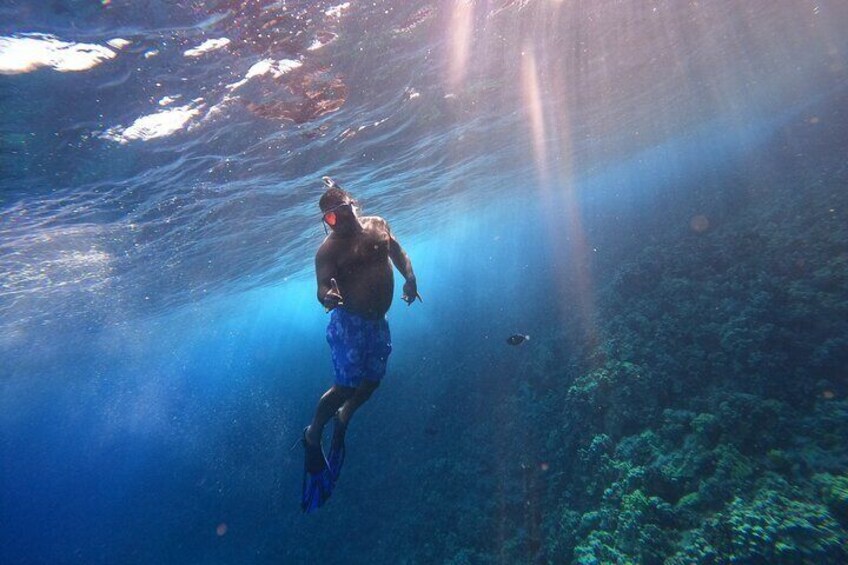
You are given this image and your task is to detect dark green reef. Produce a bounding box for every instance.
[393,149,848,563]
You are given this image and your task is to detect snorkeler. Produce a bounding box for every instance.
[301,177,421,512]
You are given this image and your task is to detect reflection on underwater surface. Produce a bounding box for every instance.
[1,0,848,563]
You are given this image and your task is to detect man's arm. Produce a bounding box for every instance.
[315,242,341,309]
[386,221,420,303]
[387,225,414,281]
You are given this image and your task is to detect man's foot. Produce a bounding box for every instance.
[304,424,322,447]
[303,427,326,474]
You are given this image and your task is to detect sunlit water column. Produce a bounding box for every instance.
[520,2,598,344]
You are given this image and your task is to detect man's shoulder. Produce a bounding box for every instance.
[362,215,389,230]
[316,235,337,256]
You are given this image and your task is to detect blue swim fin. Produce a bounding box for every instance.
[301,428,334,513]
[327,416,347,483]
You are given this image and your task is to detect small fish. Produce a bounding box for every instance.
[506,334,530,346]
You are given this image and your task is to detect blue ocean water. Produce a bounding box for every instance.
[2,1,847,563]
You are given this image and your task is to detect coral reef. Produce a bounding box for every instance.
[515,152,848,562]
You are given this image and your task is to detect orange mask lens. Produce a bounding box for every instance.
[324,211,337,226]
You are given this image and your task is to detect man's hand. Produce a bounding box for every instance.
[401,278,422,306]
[324,278,344,312]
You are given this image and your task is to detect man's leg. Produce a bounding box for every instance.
[306,385,354,445]
[336,379,380,427]
[325,380,379,482]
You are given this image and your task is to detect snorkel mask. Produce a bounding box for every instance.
[321,176,353,234]
[322,202,351,228]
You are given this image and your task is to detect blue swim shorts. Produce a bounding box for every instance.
[326,308,392,388]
